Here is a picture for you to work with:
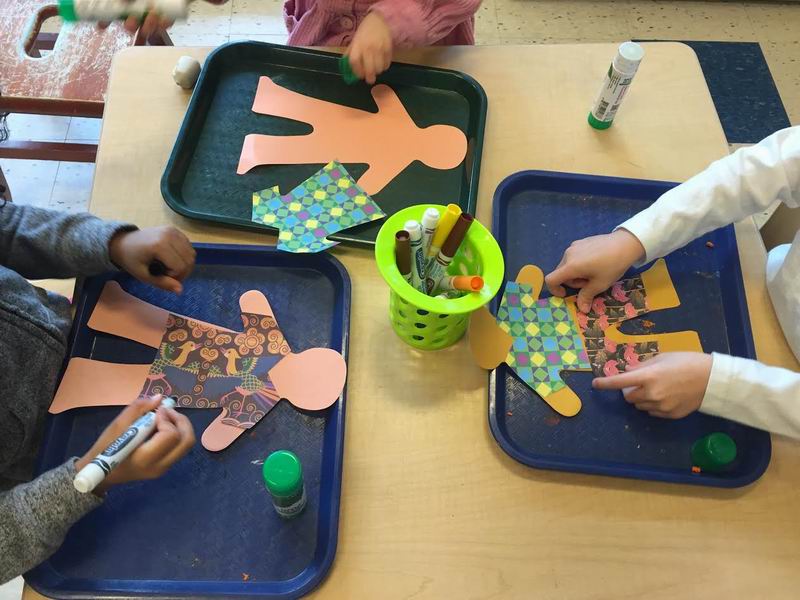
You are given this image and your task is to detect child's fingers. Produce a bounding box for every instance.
[141,12,160,36]
[154,409,195,470]
[151,275,184,294]
[348,49,365,79]
[576,284,604,313]
[364,54,377,84]
[593,369,647,390]
[544,263,576,297]
[124,15,139,33]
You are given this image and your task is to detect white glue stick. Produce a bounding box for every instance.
[74,397,176,494]
[420,208,440,257]
[404,220,427,294]
[59,0,189,22]
[588,41,644,130]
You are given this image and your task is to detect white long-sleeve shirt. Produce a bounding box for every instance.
[619,126,800,438]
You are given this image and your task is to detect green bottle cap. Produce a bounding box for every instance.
[338,56,359,85]
[58,0,78,21]
[691,432,737,472]
[262,450,303,498]
[588,112,613,130]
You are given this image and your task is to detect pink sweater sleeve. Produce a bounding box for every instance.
[370,0,481,48]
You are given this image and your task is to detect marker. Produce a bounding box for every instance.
[73,396,176,494]
[420,208,440,257]
[148,260,168,277]
[438,275,484,292]
[426,204,461,267]
[404,220,427,294]
[425,213,474,294]
[395,230,413,285]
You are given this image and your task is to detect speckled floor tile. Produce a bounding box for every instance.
[476,0,501,44]
[49,162,95,213]
[745,2,800,42]
[496,0,635,43]
[0,159,59,208]
[229,0,286,35]
[626,1,755,41]
[170,0,231,36]
[761,39,800,125]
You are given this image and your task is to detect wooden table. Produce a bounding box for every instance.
[28,43,800,599]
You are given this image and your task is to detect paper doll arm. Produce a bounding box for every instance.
[601,259,702,353]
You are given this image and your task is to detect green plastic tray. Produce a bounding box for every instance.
[161,41,488,246]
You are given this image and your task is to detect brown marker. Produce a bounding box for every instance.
[395,230,413,285]
[425,213,474,294]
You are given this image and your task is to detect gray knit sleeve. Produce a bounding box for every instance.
[0,460,102,584]
[0,202,136,279]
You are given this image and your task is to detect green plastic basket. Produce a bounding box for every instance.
[375,204,504,350]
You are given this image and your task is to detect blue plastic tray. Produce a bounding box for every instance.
[26,244,351,599]
[489,170,771,488]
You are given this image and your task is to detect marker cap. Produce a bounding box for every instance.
[422,207,440,228]
[440,213,474,258]
[74,462,105,493]
[263,450,303,498]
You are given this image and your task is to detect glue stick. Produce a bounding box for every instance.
[263,450,307,519]
[58,0,189,22]
[588,42,644,130]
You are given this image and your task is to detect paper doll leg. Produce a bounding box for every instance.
[543,384,582,418]
[88,281,171,348]
[50,358,151,413]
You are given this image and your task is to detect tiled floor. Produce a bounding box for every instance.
[1,0,799,213]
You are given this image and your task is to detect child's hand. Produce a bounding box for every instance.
[544,229,646,313]
[101,0,228,37]
[347,12,393,85]
[76,395,195,495]
[109,226,196,294]
[593,352,713,418]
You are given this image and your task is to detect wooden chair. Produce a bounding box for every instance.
[0,0,171,164]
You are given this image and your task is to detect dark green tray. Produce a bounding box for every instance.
[161,41,488,246]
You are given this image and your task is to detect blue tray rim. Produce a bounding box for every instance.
[487,169,771,488]
[25,243,352,599]
[160,40,488,246]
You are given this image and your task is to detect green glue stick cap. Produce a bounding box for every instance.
[58,0,78,21]
[262,450,303,498]
[338,56,360,85]
[691,432,737,472]
[588,111,613,130]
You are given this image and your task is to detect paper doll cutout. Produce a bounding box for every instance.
[237,76,468,195]
[51,283,347,451]
[251,161,385,253]
[470,259,702,417]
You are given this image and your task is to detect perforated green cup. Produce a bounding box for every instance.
[375,204,504,350]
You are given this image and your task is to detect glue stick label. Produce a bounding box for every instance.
[590,64,636,123]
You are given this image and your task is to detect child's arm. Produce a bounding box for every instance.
[545,126,800,312]
[0,203,134,280]
[0,462,102,584]
[0,396,193,583]
[621,126,800,264]
[0,204,195,293]
[370,0,482,47]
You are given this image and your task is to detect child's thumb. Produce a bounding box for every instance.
[576,284,603,313]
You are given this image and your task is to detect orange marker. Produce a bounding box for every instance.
[440,275,484,292]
